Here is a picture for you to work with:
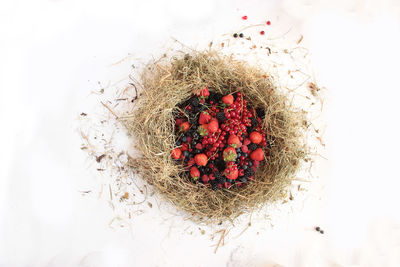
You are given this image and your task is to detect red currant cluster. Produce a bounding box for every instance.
[171,87,269,190]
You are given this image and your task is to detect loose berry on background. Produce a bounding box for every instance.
[266,20,271,25]
[242,15,248,20]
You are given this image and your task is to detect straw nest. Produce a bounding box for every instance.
[123,51,309,223]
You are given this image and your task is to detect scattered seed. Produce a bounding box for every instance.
[96,154,106,163]
[315,226,320,231]
[233,33,238,38]
[239,33,244,38]
[297,35,303,44]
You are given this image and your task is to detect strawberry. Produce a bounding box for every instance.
[224,164,238,180]
[250,148,264,161]
[227,134,241,148]
[201,175,210,183]
[199,111,212,124]
[194,153,208,166]
[171,148,182,159]
[249,131,262,144]
[190,167,200,180]
[197,124,209,136]
[222,94,234,105]
[196,86,210,98]
[207,119,219,133]
[179,122,190,132]
[223,147,237,162]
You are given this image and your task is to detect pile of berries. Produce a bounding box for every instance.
[171,87,269,190]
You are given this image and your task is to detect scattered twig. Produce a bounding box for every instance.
[101,101,119,119]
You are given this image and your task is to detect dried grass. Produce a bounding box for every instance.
[122,50,309,224]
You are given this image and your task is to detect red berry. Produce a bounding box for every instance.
[222,94,234,105]
[201,175,210,183]
[199,111,212,124]
[179,122,190,132]
[250,131,263,144]
[227,134,242,148]
[209,173,215,180]
[208,119,219,133]
[198,124,209,136]
[242,15,248,20]
[250,148,264,161]
[243,138,251,146]
[186,158,195,169]
[175,118,184,126]
[196,86,209,98]
[260,30,265,35]
[241,145,249,153]
[195,143,203,150]
[190,167,200,180]
[266,20,271,25]
[261,141,267,146]
[181,143,188,151]
[171,148,182,159]
[224,165,238,180]
[223,147,237,162]
[195,153,208,166]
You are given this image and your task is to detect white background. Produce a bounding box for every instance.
[1,0,400,266]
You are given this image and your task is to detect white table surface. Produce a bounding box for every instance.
[1,0,400,266]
